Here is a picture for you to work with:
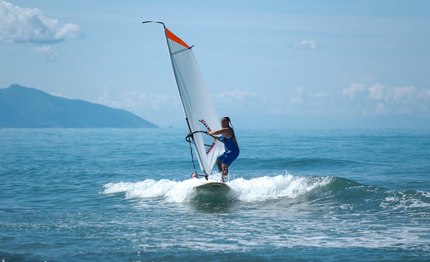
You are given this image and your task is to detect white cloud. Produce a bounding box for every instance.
[390,86,415,101]
[419,88,430,100]
[368,83,385,100]
[212,89,257,109]
[291,86,305,104]
[96,88,187,127]
[292,40,319,50]
[309,92,328,97]
[341,83,364,98]
[341,83,430,115]
[243,86,331,116]
[213,89,257,100]
[96,87,181,116]
[367,83,430,103]
[291,86,328,105]
[375,102,387,114]
[0,1,81,44]
[49,92,66,98]
[31,45,59,62]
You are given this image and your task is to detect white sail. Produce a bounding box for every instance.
[163,27,224,176]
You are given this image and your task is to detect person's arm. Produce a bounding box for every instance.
[206,128,228,136]
[206,128,227,136]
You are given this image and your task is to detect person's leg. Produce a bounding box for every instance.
[216,160,222,172]
[221,162,229,182]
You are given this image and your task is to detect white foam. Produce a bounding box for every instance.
[229,173,332,202]
[381,190,430,210]
[102,178,206,202]
[102,173,332,203]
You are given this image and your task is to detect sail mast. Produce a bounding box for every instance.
[143,22,224,177]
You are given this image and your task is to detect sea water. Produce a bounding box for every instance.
[1,128,429,261]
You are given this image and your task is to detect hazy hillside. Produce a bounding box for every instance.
[0,84,158,128]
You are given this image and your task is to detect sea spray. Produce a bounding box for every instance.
[102,174,334,203]
[102,179,177,199]
[228,173,333,202]
[102,178,205,202]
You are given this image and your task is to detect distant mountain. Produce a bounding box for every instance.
[0,84,158,128]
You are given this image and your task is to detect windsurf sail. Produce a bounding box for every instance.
[144,21,224,177]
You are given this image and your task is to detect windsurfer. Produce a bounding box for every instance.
[206,117,239,182]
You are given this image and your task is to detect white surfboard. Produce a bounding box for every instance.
[194,182,231,196]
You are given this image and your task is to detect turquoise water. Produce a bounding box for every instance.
[1,128,430,261]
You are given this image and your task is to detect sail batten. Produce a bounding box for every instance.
[162,26,224,176]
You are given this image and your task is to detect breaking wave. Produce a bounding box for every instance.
[101,173,430,216]
[102,173,351,203]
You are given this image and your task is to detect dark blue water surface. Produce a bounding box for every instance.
[1,128,429,261]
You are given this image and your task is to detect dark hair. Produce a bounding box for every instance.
[221,117,234,130]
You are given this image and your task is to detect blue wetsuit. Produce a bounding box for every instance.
[217,131,239,166]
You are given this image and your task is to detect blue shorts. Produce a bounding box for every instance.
[217,150,240,166]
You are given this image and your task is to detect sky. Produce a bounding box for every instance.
[1,0,430,128]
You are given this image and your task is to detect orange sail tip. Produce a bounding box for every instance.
[166,28,190,48]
